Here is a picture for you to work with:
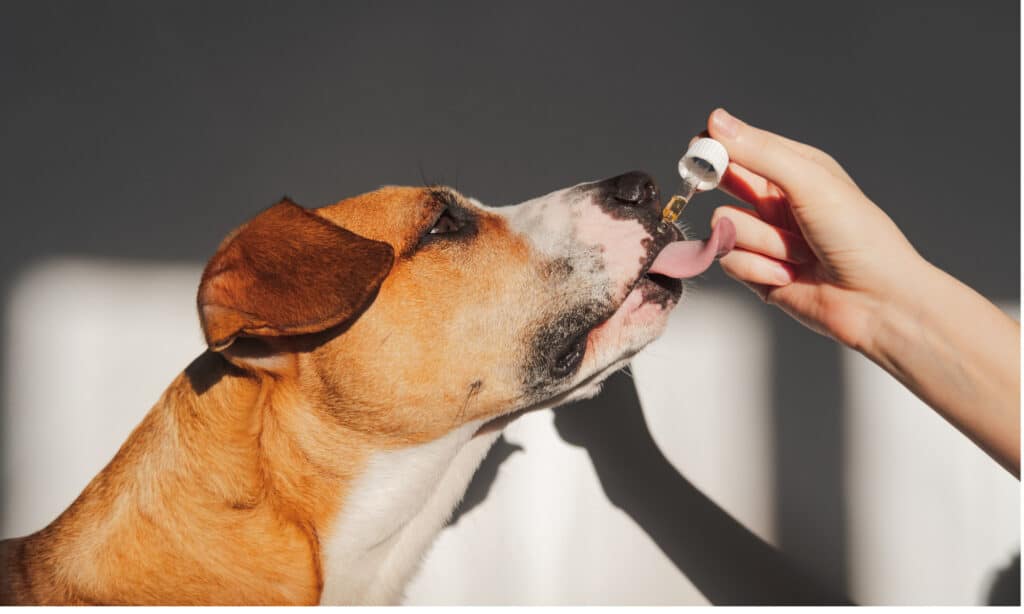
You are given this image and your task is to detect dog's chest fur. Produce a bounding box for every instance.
[318,419,499,604]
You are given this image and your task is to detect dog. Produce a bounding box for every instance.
[0,171,734,604]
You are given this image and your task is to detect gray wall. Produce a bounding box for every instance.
[2,0,1019,604]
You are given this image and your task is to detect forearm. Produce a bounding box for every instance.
[863,259,1020,476]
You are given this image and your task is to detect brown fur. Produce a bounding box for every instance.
[1,186,545,604]
[2,353,336,604]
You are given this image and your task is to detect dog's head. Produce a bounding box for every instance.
[197,172,731,442]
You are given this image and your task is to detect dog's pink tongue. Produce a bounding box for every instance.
[648,218,737,279]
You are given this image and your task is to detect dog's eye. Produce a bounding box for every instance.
[428,209,462,235]
[418,189,474,249]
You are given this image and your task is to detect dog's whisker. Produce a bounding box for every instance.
[455,379,483,427]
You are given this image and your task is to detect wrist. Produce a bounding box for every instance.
[853,254,1021,475]
[856,253,942,366]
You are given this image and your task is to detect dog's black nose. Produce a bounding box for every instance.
[611,171,659,207]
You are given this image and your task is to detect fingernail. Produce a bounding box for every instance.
[711,108,739,139]
[773,265,794,285]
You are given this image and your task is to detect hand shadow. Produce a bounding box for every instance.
[552,370,854,605]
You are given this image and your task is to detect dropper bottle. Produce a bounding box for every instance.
[661,137,730,227]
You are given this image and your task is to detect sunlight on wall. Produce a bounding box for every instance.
[2,260,204,537]
[843,302,1020,605]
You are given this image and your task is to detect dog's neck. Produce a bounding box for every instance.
[11,352,499,605]
[14,352,350,604]
[317,416,495,604]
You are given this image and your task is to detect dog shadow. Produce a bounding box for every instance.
[450,370,852,605]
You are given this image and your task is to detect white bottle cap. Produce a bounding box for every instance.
[678,137,730,191]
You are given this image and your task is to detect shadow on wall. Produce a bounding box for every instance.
[988,553,1021,606]
[448,435,522,527]
[450,370,852,605]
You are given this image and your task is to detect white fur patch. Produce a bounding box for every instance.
[483,184,648,301]
[319,419,499,605]
[576,213,648,301]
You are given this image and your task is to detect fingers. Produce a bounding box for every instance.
[718,248,797,287]
[699,125,852,188]
[707,108,834,200]
[716,162,789,227]
[690,130,791,227]
[712,206,813,264]
[763,129,856,185]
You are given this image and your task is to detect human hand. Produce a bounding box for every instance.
[706,108,930,351]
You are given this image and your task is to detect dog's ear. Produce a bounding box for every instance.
[198,199,394,352]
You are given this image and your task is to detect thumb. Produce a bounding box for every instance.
[707,108,832,204]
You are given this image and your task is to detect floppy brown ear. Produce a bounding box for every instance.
[198,199,394,352]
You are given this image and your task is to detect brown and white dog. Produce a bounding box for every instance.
[0,171,734,605]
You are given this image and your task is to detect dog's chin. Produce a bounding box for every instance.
[486,279,679,431]
[553,283,679,404]
[495,352,640,430]
[483,309,669,430]
[559,354,635,404]
[589,277,678,348]
[574,275,678,375]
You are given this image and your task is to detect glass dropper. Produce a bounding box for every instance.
[661,138,730,227]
